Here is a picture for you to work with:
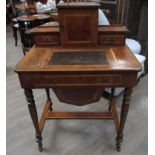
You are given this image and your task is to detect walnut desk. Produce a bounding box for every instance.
[15,46,141,152]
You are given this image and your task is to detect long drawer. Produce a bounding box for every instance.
[19,74,123,88]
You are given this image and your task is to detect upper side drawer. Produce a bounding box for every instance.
[34,34,60,46]
[99,34,125,45]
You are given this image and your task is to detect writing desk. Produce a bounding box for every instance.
[15,46,141,152]
[15,2,142,153]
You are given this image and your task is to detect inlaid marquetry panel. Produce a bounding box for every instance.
[65,15,92,42]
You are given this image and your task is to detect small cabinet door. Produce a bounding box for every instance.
[58,9,98,46]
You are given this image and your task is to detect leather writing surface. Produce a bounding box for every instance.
[48,51,108,65]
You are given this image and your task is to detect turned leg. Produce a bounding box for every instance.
[14,29,17,46]
[116,87,132,152]
[24,89,43,152]
[45,88,53,111]
[108,88,115,111]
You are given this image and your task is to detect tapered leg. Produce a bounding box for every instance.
[116,87,132,152]
[24,89,43,152]
[45,88,53,111]
[108,88,115,111]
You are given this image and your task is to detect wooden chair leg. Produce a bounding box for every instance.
[15,29,18,46]
[12,26,15,38]
[12,26,18,46]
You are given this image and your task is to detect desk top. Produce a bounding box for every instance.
[17,14,50,22]
[15,46,141,73]
[39,21,59,28]
[37,9,57,14]
[57,2,100,9]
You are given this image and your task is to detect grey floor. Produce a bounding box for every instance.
[6,25,148,155]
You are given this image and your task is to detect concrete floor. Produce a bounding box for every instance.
[6,25,148,155]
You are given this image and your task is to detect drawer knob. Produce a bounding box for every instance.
[102,78,109,83]
[47,79,56,84]
[108,38,115,42]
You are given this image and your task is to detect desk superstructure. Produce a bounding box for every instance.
[15,2,141,152]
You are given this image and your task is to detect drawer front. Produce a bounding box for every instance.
[34,34,60,46]
[99,34,125,45]
[24,74,123,88]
